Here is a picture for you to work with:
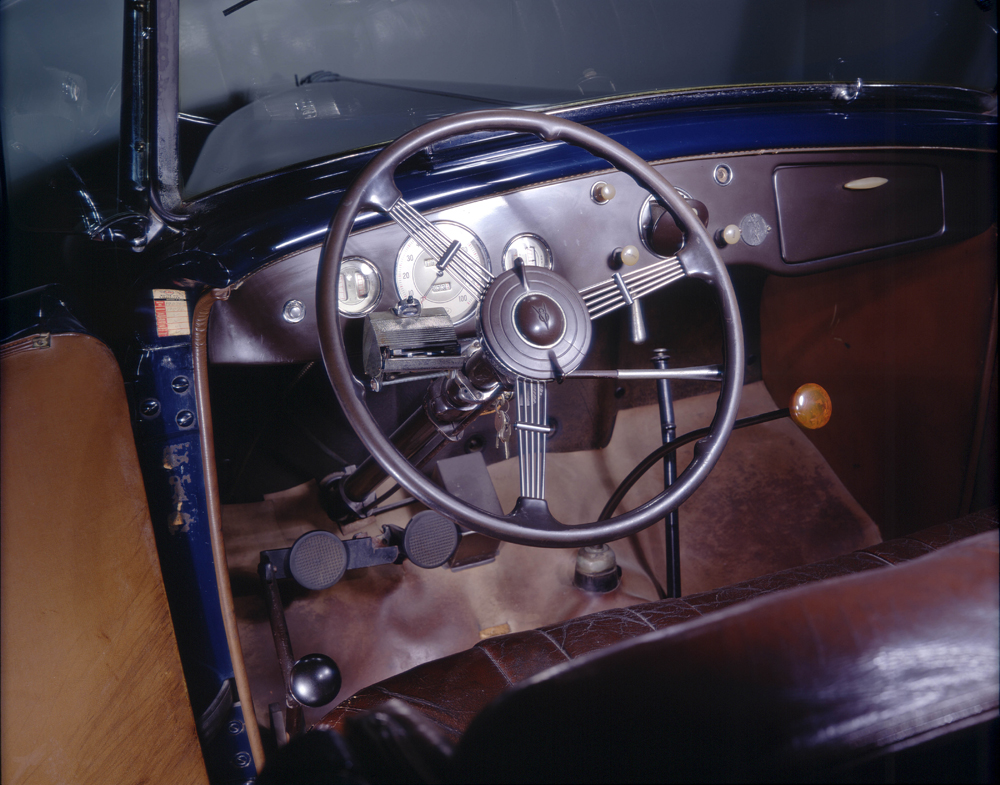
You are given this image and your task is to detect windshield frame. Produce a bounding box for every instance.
[148,1,998,218]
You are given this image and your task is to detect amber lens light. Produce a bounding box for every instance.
[789,383,832,429]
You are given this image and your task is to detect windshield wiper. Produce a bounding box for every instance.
[296,71,516,107]
[222,0,260,16]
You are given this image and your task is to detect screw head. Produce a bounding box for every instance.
[140,399,161,418]
[176,410,195,429]
[171,376,190,393]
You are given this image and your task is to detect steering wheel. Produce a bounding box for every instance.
[317,110,743,547]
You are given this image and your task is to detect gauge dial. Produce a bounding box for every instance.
[394,222,490,323]
[337,257,382,316]
[502,234,553,271]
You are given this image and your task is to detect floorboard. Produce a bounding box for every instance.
[221,381,879,731]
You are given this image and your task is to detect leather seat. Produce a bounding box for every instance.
[318,506,999,745]
[453,525,999,783]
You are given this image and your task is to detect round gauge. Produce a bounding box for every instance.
[337,257,383,316]
[502,234,553,271]
[394,221,490,323]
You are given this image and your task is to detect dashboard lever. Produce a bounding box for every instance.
[514,255,531,292]
[566,365,723,382]
[629,300,647,344]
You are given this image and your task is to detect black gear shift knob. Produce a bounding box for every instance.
[290,653,342,708]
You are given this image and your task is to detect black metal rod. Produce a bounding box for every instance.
[652,350,681,598]
[261,561,304,739]
[598,408,791,522]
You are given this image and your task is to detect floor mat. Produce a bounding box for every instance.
[221,381,879,731]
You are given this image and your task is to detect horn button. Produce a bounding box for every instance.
[514,293,566,348]
[479,268,592,381]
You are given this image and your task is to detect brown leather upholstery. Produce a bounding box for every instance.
[0,333,209,785]
[454,527,999,783]
[318,506,999,744]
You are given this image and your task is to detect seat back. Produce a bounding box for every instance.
[0,333,209,785]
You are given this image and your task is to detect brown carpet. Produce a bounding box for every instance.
[221,381,879,730]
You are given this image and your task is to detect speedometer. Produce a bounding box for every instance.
[394,222,490,323]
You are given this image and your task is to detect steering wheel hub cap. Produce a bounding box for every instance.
[513,293,567,348]
[479,268,591,380]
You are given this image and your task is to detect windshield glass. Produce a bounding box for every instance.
[180,0,997,196]
[1,0,124,244]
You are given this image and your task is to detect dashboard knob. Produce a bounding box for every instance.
[591,181,616,204]
[718,224,741,246]
[615,245,641,267]
[789,383,832,430]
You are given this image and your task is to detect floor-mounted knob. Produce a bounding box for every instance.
[289,653,342,708]
[573,544,621,593]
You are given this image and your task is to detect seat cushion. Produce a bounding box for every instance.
[317,506,998,743]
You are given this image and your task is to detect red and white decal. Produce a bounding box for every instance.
[152,289,190,337]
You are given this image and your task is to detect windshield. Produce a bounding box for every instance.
[178,0,997,195]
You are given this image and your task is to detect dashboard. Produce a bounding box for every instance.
[208,147,992,366]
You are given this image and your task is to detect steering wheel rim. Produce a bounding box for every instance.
[318,109,743,547]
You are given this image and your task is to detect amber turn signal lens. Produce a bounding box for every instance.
[789,383,832,429]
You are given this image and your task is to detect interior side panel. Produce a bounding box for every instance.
[760,228,998,540]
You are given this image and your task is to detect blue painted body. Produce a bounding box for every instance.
[130,300,255,783]
[131,91,996,782]
[169,101,996,286]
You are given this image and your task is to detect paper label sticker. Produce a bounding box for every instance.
[152,290,190,337]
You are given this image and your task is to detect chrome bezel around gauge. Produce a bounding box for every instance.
[501,233,553,272]
[394,221,490,325]
[336,257,383,317]
[637,189,694,259]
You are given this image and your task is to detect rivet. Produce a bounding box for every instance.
[713,164,733,186]
[282,299,306,323]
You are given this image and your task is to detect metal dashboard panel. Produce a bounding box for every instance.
[209,148,993,364]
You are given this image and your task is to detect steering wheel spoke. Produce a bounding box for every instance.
[386,198,494,301]
[514,377,550,500]
[581,256,686,320]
